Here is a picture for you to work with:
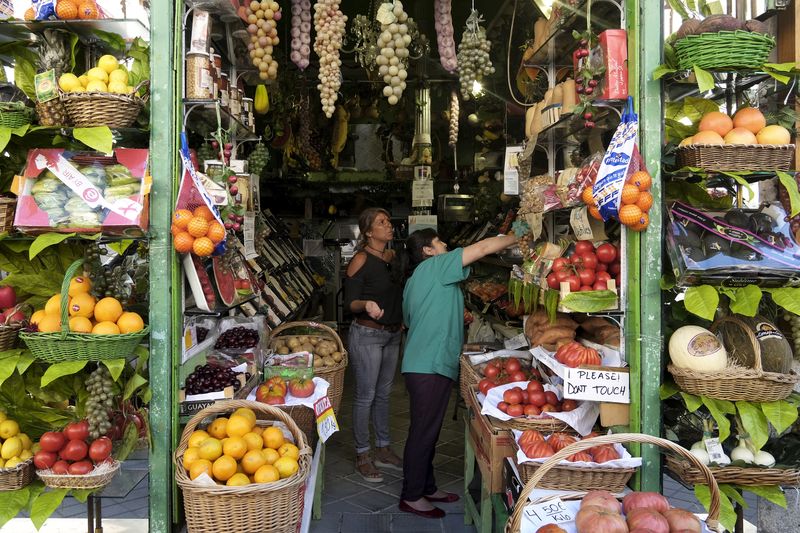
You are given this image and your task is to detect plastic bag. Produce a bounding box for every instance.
[592,96,638,221]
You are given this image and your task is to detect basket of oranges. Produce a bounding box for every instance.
[19,259,149,363]
[174,400,313,533]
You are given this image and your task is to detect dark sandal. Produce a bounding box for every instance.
[356,453,383,483]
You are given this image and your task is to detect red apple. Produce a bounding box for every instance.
[0,286,16,309]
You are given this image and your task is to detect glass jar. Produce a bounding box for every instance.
[186,52,212,99]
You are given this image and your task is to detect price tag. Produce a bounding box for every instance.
[34,70,58,103]
[243,212,258,259]
[314,395,339,443]
[412,180,434,207]
[504,333,528,350]
[704,438,730,465]
[570,206,595,241]
[503,145,524,195]
[521,498,573,531]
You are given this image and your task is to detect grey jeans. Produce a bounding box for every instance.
[348,321,402,454]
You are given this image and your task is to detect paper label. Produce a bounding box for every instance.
[243,212,257,259]
[412,180,434,206]
[704,437,730,465]
[521,498,573,531]
[570,206,594,241]
[314,395,339,443]
[504,333,528,350]
[34,70,58,103]
[564,367,630,404]
[504,145,523,195]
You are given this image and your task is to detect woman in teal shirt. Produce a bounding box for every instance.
[399,228,517,519]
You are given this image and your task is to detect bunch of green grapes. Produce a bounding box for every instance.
[86,365,115,439]
[782,313,800,354]
[247,143,270,176]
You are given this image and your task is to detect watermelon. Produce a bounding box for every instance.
[213,256,237,307]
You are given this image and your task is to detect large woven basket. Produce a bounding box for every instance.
[60,81,149,128]
[0,197,16,234]
[512,440,636,492]
[37,460,120,490]
[19,259,149,363]
[674,30,775,70]
[459,354,481,403]
[174,400,312,533]
[668,316,800,402]
[665,454,800,487]
[0,102,34,129]
[505,434,721,533]
[676,144,794,172]
[0,459,34,491]
[269,321,347,415]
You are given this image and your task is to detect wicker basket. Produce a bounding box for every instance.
[60,81,149,128]
[490,412,572,434]
[0,325,21,351]
[19,259,149,363]
[676,144,794,172]
[0,459,34,491]
[674,30,775,70]
[0,197,16,234]
[505,434,721,533]
[512,440,636,492]
[460,354,481,402]
[268,321,347,415]
[37,460,120,490]
[0,102,35,129]
[665,454,800,487]
[668,316,800,402]
[174,400,312,533]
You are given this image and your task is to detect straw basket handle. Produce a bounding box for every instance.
[507,433,720,532]
[710,316,762,373]
[173,399,311,464]
[133,80,150,104]
[57,259,85,339]
[270,320,345,353]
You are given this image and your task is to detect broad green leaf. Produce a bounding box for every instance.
[29,233,76,260]
[695,484,736,533]
[684,285,719,321]
[0,486,30,528]
[766,288,800,316]
[25,482,45,511]
[653,65,677,80]
[91,30,126,53]
[133,345,149,374]
[559,290,617,312]
[123,374,148,400]
[760,400,798,435]
[30,488,69,530]
[72,127,113,155]
[666,0,690,19]
[70,488,94,503]
[665,181,733,209]
[102,358,126,382]
[701,396,734,442]
[763,62,800,72]
[702,0,723,15]
[719,484,748,508]
[765,70,791,84]
[743,485,787,508]
[665,118,696,144]
[693,65,715,92]
[660,381,680,400]
[107,240,133,255]
[728,285,762,317]
[0,355,20,389]
[16,351,35,375]
[0,128,11,153]
[40,361,87,388]
[680,392,703,412]
[776,172,800,217]
[718,172,755,200]
[660,274,676,290]
[140,385,152,403]
[665,97,720,126]
[13,51,37,99]
[736,401,770,450]
[115,422,139,462]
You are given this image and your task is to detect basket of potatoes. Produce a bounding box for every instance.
[269,322,348,415]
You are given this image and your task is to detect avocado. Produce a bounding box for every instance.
[684,246,707,263]
[676,229,702,248]
[730,243,761,261]
[748,212,774,234]
[703,234,730,257]
[724,209,750,230]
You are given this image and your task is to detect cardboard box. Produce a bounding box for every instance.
[466,387,515,493]
[179,365,259,417]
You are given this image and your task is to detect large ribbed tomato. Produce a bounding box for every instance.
[662,508,702,533]
[591,445,621,463]
[623,492,670,514]
[523,440,555,459]
[581,490,622,514]
[555,341,601,368]
[575,506,628,533]
[547,433,577,452]
[626,508,670,533]
[518,429,544,448]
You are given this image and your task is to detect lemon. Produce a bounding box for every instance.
[0,419,19,439]
[1,436,22,460]
[58,73,81,92]
[86,67,109,83]
[71,86,86,92]
[108,69,128,85]
[97,55,119,74]
[86,80,108,93]
[4,456,22,469]
[18,433,32,450]
[126,86,135,94]
[108,81,128,94]
[78,74,90,88]
[19,449,32,460]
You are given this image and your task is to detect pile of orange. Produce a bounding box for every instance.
[171,206,226,257]
[51,0,99,20]
[30,277,145,335]
[681,108,791,146]
[582,170,653,232]
[182,407,302,486]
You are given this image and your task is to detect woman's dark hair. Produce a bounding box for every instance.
[405,228,439,275]
[356,207,391,250]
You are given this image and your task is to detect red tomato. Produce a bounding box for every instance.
[552,257,570,272]
[506,403,524,417]
[68,460,94,475]
[60,439,88,462]
[504,358,522,373]
[33,451,57,470]
[578,268,596,286]
[483,364,500,379]
[610,262,621,275]
[528,390,546,407]
[544,391,559,405]
[575,252,598,271]
[596,243,618,264]
[510,371,527,382]
[288,377,316,398]
[526,380,544,394]
[503,389,522,404]
[579,285,594,291]
[520,390,529,403]
[562,399,579,411]
[565,275,580,292]
[541,404,558,413]
[574,240,595,255]
[615,274,621,288]
[546,272,560,289]
[89,437,113,463]
[51,460,70,475]
[595,262,608,272]
[554,269,570,283]
[524,404,541,416]
[39,431,66,453]
[596,271,612,283]
[478,378,496,395]
[497,401,508,413]
[593,280,609,291]
[63,420,89,442]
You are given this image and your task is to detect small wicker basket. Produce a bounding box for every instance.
[0,197,16,234]
[674,30,775,70]
[505,434,721,533]
[60,81,149,128]
[0,102,35,129]
[459,354,481,402]
[37,460,120,490]
[676,144,794,172]
[668,316,800,402]
[0,459,34,491]
[19,259,149,363]
[665,454,800,487]
[174,400,312,533]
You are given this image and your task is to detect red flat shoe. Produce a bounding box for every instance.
[424,492,460,503]
[398,500,445,519]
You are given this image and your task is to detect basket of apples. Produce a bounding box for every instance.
[0,286,26,350]
[33,420,119,489]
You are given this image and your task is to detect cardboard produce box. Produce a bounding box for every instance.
[466,386,515,493]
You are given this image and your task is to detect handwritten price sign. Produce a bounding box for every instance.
[522,498,573,531]
[314,395,339,443]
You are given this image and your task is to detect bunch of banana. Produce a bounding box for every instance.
[254,85,269,114]
[330,105,349,168]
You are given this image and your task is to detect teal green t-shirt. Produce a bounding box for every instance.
[401,248,471,380]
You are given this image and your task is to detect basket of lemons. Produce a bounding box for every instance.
[58,55,148,129]
[0,413,35,491]
[19,259,149,363]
